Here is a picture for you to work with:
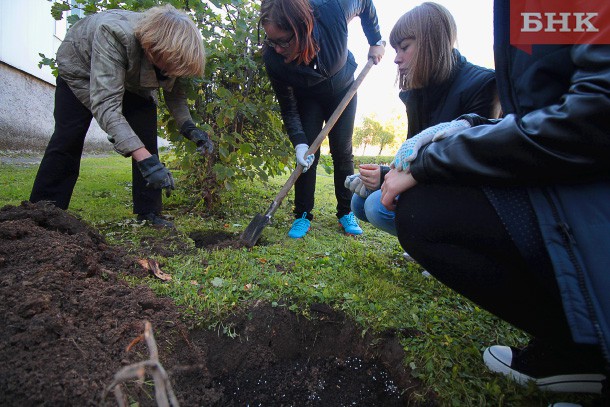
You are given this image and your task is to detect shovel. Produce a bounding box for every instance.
[239,58,376,248]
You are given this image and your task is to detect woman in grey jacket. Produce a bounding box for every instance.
[381,0,609,400]
[260,0,385,239]
[30,5,212,227]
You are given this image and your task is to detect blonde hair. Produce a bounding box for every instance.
[389,2,457,90]
[135,4,205,78]
[260,0,319,65]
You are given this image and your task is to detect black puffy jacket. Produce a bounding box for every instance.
[399,50,497,138]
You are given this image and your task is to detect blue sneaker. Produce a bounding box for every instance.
[338,212,363,235]
[288,213,311,239]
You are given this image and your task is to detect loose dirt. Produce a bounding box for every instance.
[0,201,436,406]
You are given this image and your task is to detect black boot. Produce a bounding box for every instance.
[136,213,174,228]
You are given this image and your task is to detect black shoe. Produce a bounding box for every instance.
[483,339,606,394]
[136,213,174,228]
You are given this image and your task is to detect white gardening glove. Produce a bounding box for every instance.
[344,174,371,198]
[392,119,470,172]
[295,144,315,173]
[354,181,371,198]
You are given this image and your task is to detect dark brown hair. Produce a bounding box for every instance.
[260,0,318,65]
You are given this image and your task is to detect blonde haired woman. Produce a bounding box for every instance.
[30,5,211,227]
[349,2,498,236]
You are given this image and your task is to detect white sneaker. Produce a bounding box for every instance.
[483,344,605,394]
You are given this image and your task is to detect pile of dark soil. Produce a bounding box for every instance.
[0,201,435,406]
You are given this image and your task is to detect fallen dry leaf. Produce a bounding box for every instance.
[137,258,172,281]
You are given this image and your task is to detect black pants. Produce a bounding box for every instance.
[30,76,161,215]
[395,183,581,345]
[293,86,357,219]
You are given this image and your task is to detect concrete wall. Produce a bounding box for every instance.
[0,62,111,153]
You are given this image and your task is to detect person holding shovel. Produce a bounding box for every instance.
[259,0,385,239]
[346,2,499,237]
[29,4,213,227]
[381,0,609,399]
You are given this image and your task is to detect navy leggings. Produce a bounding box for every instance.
[293,85,357,220]
[394,183,574,343]
[30,76,160,215]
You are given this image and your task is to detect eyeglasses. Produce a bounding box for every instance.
[263,34,294,49]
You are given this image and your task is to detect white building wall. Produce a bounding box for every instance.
[0,0,59,84]
[0,0,111,152]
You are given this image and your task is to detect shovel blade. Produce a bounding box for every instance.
[239,213,271,248]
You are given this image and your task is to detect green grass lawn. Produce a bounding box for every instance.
[0,154,598,406]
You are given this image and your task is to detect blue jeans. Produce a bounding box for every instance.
[351,189,396,236]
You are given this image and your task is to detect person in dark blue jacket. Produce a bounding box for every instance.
[380,0,610,399]
[259,0,385,239]
[346,2,498,236]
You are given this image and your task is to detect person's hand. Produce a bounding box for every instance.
[191,128,214,155]
[180,121,214,155]
[358,164,381,190]
[344,174,371,198]
[136,154,175,197]
[368,41,385,64]
[295,144,315,173]
[380,169,417,211]
[392,119,470,172]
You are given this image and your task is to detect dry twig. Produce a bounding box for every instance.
[101,321,180,407]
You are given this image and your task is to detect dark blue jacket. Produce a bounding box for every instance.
[399,50,497,138]
[378,51,497,184]
[410,0,610,361]
[263,0,381,147]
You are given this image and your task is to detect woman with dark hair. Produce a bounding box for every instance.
[260,0,385,239]
[347,2,499,237]
[30,5,212,227]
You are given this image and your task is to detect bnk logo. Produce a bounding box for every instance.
[510,0,610,53]
[521,12,598,32]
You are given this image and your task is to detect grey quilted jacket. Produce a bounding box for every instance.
[56,9,193,156]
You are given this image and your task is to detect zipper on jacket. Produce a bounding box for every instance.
[544,189,610,364]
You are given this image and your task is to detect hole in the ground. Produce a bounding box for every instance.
[190,230,237,249]
[182,301,429,406]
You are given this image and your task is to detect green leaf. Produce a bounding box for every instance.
[50,2,70,20]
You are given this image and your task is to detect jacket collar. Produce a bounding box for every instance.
[139,55,176,91]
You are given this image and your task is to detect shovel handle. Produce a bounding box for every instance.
[264,58,376,218]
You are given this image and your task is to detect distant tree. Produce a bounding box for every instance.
[376,129,395,155]
[381,113,408,154]
[353,116,382,154]
[354,114,407,156]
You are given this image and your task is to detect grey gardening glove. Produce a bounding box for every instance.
[392,119,470,172]
[344,174,371,198]
[295,144,315,173]
[136,154,175,197]
[180,121,214,155]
